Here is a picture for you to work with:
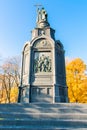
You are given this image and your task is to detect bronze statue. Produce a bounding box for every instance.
[37,8,47,22]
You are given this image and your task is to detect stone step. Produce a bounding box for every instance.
[0,120,87,128]
[0,108,87,114]
[0,103,87,129]
[0,127,71,130]
[0,103,87,114]
[0,126,86,130]
[0,103,87,108]
[0,113,87,120]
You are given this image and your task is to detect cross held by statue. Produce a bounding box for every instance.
[34,4,42,10]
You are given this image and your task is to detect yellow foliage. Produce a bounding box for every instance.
[0,86,18,103]
[0,56,20,103]
[66,58,87,103]
[10,86,18,103]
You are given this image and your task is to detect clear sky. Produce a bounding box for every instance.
[0,0,87,64]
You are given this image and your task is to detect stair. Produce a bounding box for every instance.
[0,103,87,129]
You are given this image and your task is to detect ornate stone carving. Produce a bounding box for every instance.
[34,52,52,73]
[34,40,51,48]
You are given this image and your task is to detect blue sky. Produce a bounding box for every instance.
[0,0,87,64]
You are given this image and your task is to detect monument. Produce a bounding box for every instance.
[18,7,68,103]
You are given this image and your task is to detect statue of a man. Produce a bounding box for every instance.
[37,8,47,22]
[41,8,47,21]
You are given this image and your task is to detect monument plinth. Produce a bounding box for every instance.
[18,8,68,103]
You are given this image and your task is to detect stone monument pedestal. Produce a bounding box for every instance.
[18,7,68,103]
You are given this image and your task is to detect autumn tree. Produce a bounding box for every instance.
[66,58,87,103]
[0,56,21,103]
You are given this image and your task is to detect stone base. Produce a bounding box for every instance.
[18,84,69,103]
[18,85,30,103]
[53,84,69,103]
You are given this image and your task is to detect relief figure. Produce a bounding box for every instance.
[34,54,51,73]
